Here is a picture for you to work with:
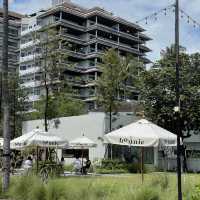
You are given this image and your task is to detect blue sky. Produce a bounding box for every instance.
[3,0,200,62]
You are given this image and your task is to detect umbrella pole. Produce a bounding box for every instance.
[140,147,144,183]
[81,148,83,175]
[36,146,39,174]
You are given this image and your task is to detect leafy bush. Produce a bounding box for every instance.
[151,173,169,190]
[96,168,128,174]
[135,186,160,200]
[9,175,44,200]
[99,159,144,173]
[192,185,200,200]
[63,164,73,172]
[46,180,67,200]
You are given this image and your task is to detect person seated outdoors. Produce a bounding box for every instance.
[73,156,81,174]
[16,156,24,168]
[23,156,33,173]
[82,157,91,175]
[60,157,65,166]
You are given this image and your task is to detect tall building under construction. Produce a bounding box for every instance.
[19,1,151,110]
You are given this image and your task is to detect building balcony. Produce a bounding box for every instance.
[87,23,142,43]
[60,33,86,45]
[20,53,41,63]
[21,80,41,88]
[66,77,96,87]
[27,94,41,102]
[21,25,41,36]
[20,40,39,50]
[139,44,151,52]
[58,19,86,32]
[87,36,141,55]
[19,66,41,76]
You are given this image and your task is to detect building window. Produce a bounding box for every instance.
[22,24,28,32]
[34,87,41,95]
[8,41,18,47]
[9,28,18,36]
[20,65,26,70]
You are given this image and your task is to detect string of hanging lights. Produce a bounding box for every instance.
[135,4,175,24]
[179,8,200,29]
[136,4,200,30]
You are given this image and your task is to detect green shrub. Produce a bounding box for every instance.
[46,179,67,200]
[135,186,160,200]
[9,175,43,200]
[96,168,128,174]
[99,159,144,173]
[192,185,200,200]
[151,173,169,190]
[29,181,46,200]
[126,163,142,173]
[63,164,73,171]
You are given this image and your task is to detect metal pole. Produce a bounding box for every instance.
[175,0,182,199]
[140,147,144,183]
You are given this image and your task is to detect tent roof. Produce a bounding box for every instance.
[69,135,97,148]
[11,129,68,149]
[104,119,177,147]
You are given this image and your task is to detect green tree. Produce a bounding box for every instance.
[96,49,144,158]
[33,26,69,131]
[10,76,28,138]
[25,92,86,122]
[140,46,200,172]
[97,48,144,132]
[141,47,200,138]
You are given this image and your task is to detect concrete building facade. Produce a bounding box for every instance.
[0,9,22,73]
[22,112,138,163]
[19,1,151,111]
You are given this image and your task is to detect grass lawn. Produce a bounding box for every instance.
[4,173,200,200]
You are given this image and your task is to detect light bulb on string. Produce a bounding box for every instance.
[193,21,196,28]
[181,10,184,18]
[187,16,190,24]
[154,13,157,21]
[164,8,167,16]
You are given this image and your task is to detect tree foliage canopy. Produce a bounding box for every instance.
[96,48,144,113]
[140,45,200,138]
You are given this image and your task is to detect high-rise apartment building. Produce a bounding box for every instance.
[19,1,151,110]
[0,9,22,73]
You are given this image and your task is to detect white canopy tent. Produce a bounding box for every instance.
[11,129,68,149]
[104,119,177,181]
[11,129,68,172]
[69,135,97,149]
[104,119,177,147]
[69,135,97,174]
[0,138,3,149]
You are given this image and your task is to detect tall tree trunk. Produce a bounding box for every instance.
[44,36,48,132]
[44,80,49,132]
[109,104,112,132]
[108,104,112,159]
[2,0,11,192]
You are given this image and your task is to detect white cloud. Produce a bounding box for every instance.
[10,0,51,14]
[9,0,200,62]
[8,0,14,4]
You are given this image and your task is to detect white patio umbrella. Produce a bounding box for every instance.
[69,135,97,149]
[11,129,68,172]
[0,138,4,149]
[69,134,97,174]
[104,119,177,181]
[11,129,68,149]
